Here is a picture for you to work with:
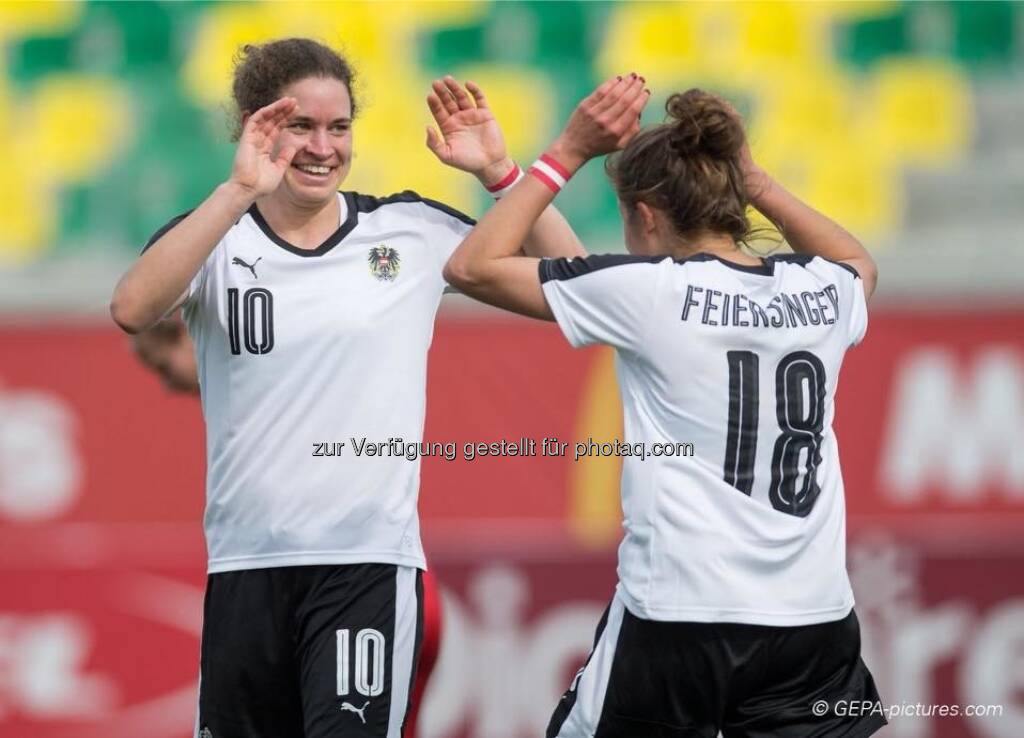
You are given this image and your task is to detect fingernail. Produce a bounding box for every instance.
[630,72,637,79]
[617,75,622,81]
[639,76,646,83]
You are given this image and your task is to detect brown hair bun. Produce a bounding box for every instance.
[666,89,745,160]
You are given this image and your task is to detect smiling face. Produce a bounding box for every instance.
[273,75,354,205]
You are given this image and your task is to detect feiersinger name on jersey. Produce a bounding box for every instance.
[681,283,841,328]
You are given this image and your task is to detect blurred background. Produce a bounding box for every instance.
[0,1,1021,736]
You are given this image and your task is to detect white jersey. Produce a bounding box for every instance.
[541,252,868,626]
[145,191,473,573]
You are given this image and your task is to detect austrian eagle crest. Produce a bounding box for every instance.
[368,245,400,282]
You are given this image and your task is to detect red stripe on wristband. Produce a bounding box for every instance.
[527,166,561,194]
[538,153,571,181]
[485,163,522,193]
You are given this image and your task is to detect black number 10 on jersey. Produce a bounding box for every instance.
[724,350,826,517]
[227,288,274,355]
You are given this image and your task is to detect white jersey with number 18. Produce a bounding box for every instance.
[541,252,867,626]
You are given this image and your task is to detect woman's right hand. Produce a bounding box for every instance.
[550,74,650,169]
[228,97,299,198]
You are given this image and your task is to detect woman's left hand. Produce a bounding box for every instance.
[426,77,514,186]
[550,74,650,170]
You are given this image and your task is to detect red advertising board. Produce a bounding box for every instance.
[2,540,1021,738]
[1,310,1022,737]
[1,312,1022,533]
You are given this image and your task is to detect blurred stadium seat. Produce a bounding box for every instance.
[0,2,1021,737]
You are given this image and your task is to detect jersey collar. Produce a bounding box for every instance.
[686,252,774,275]
[248,191,358,257]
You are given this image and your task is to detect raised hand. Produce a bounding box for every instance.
[229,97,299,198]
[425,77,511,185]
[552,74,650,168]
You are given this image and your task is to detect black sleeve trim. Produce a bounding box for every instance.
[770,252,861,280]
[769,253,816,266]
[420,196,476,226]
[141,210,193,254]
[539,254,663,283]
[351,190,476,226]
[832,260,862,280]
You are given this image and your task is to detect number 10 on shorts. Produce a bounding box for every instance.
[336,628,386,697]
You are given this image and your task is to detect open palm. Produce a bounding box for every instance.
[230,96,299,197]
[426,77,508,174]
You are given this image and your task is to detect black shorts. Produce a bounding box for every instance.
[547,595,886,738]
[196,563,424,738]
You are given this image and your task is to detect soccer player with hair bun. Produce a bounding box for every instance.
[445,78,885,737]
[112,36,590,737]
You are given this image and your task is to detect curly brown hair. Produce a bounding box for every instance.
[230,37,358,140]
[606,89,751,245]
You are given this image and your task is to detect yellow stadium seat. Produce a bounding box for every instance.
[868,58,972,166]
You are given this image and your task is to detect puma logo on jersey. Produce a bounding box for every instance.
[340,700,370,724]
[199,728,213,738]
[232,256,262,279]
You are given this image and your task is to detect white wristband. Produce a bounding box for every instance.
[484,163,524,200]
[527,154,572,194]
